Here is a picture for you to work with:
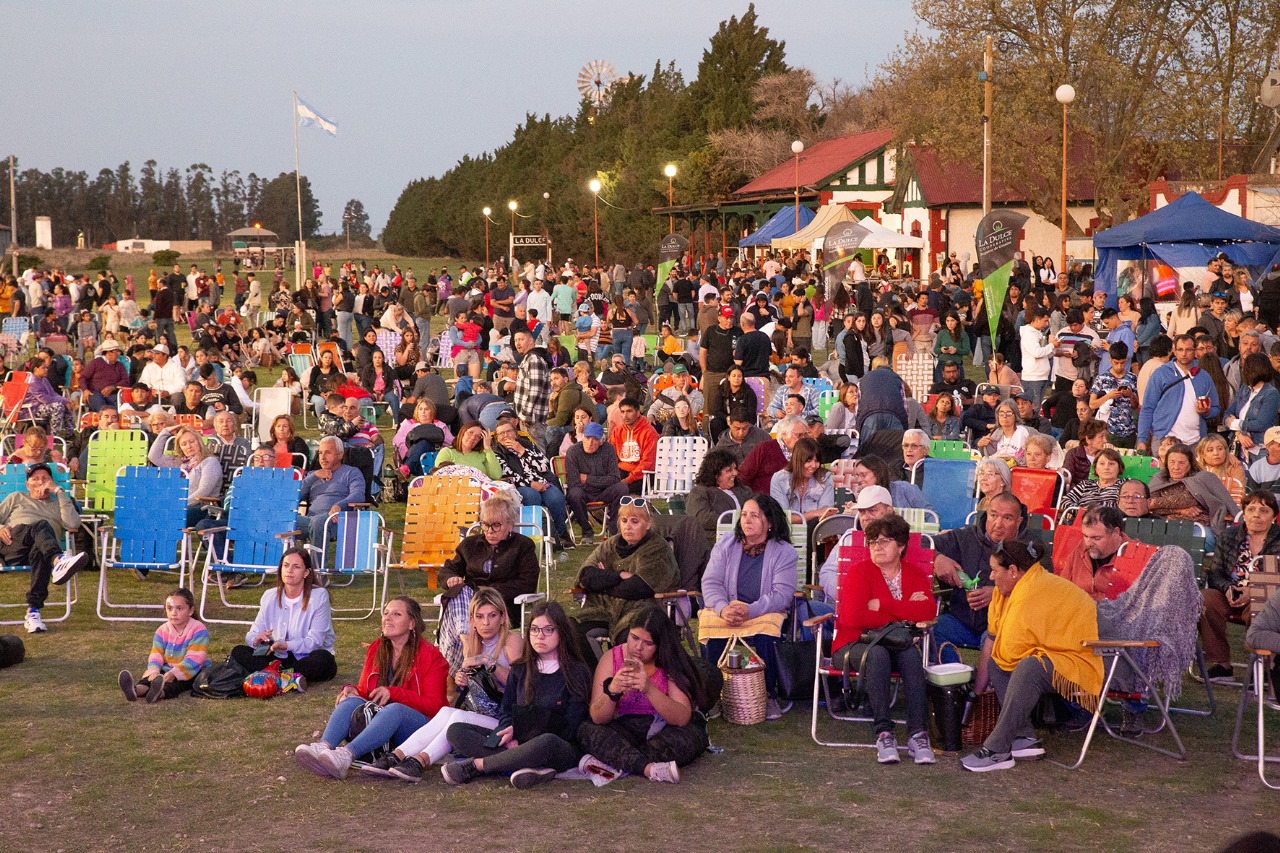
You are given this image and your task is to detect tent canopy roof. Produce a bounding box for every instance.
[739,205,816,247]
[853,216,925,249]
[1093,192,1280,248]
[772,204,857,251]
[226,226,279,238]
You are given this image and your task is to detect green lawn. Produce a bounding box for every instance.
[1,254,1278,850]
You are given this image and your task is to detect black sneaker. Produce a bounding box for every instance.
[118,670,137,703]
[441,759,479,785]
[145,677,166,704]
[358,753,401,777]
[1208,664,1235,683]
[510,767,557,789]
[388,756,425,783]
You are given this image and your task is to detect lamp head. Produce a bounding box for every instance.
[1055,84,1076,105]
[543,192,550,200]
[664,163,677,178]
[588,179,602,194]
[791,140,805,155]
[508,200,518,211]
[482,206,491,217]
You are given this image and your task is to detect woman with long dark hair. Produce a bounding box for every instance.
[294,596,448,780]
[443,600,592,788]
[577,605,709,784]
[230,547,336,684]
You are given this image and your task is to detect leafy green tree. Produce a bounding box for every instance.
[688,3,788,134]
[253,172,321,242]
[342,198,371,238]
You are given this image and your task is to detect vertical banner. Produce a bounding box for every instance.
[656,233,689,300]
[974,209,1029,343]
[820,219,871,292]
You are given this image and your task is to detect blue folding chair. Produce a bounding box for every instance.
[312,510,392,621]
[0,463,77,625]
[198,467,303,625]
[97,466,190,622]
[910,457,978,532]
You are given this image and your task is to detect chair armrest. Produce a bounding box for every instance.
[350,502,372,509]
[801,584,825,593]
[372,543,390,552]
[514,593,546,605]
[195,496,223,504]
[197,526,230,536]
[565,587,585,596]
[803,612,835,628]
[1084,639,1160,649]
[653,589,700,601]
[275,530,304,539]
[1250,648,1275,658]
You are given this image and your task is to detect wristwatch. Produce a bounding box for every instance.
[602,676,623,702]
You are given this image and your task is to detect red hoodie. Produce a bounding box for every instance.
[356,637,448,717]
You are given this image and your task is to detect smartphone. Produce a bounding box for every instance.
[482,729,504,749]
[253,643,272,656]
[623,656,642,673]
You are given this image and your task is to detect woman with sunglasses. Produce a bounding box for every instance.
[573,495,680,649]
[443,601,592,788]
[437,491,539,671]
[577,605,709,784]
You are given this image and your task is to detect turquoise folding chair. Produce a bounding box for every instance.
[198,467,303,625]
[97,466,190,622]
[313,510,392,621]
[0,463,77,626]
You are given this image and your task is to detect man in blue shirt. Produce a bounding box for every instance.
[298,436,366,544]
[1136,334,1219,453]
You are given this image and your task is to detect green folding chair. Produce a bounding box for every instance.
[929,439,973,460]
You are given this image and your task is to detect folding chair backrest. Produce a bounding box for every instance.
[828,458,860,492]
[2,372,30,418]
[84,429,150,512]
[0,463,71,498]
[400,475,482,586]
[894,353,935,402]
[376,332,401,365]
[647,436,708,497]
[1219,474,1245,508]
[286,353,312,378]
[292,343,314,361]
[1248,555,1280,621]
[317,341,343,370]
[1051,508,1087,570]
[929,439,972,460]
[2,317,29,338]
[113,467,188,566]
[1123,517,1207,570]
[1105,540,1161,600]
[224,467,303,569]
[802,377,834,396]
[254,387,294,443]
[743,377,767,420]
[328,511,385,575]
[1010,467,1064,520]
[817,389,839,421]
[898,506,941,535]
[1117,454,1158,483]
[912,457,978,531]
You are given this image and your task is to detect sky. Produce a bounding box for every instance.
[7,1,920,238]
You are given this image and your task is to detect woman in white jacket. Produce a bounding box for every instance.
[229,547,337,684]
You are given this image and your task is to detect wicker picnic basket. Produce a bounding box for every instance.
[962,689,1000,747]
[717,635,767,725]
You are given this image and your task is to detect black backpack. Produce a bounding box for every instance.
[0,635,25,669]
[190,657,249,699]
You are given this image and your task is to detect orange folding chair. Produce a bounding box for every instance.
[392,475,481,593]
[1010,467,1069,522]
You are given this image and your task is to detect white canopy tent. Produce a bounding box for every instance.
[771,205,924,252]
[854,216,924,249]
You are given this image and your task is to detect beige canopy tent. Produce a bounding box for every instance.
[855,216,924,249]
[771,204,855,251]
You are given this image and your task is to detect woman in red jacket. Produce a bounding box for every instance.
[294,596,448,780]
[833,514,937,767]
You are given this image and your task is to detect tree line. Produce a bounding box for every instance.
[383,1,1280,263]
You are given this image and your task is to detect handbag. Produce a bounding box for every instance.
[454,664,504,718]
[831,621,917,707]
[348,700,391,761]
[190,656,249,699]
[774,598,818,701]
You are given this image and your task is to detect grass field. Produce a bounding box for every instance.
[1,252,1279,851]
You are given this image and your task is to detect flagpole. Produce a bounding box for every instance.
[292,90,305,292]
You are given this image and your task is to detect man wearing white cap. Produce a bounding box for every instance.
[138,343,187,403]
[818,486,895,601]
[1246,426,1280,492]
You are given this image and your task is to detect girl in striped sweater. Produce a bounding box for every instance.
[118,588,210,704]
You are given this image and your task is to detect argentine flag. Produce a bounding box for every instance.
[296,97,338,136]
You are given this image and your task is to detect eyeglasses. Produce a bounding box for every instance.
[619,496,649,509]
[867,537,899,548]
[479,520,506,531]
[529,625,557,637]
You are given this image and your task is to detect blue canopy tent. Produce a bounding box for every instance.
[739,205,816,247]
[1093,192,1280,306]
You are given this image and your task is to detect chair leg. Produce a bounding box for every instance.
[1049,652,1122,770]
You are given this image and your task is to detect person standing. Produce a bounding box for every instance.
[1135,334,1220,453]
[1018,307,1056,411]
[700,306,740,419]
[512,330,551,451]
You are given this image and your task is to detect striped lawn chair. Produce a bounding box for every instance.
[312,510,392,621]
[394,475,482,593]
[0,463,77,626]
[642,436,709,501]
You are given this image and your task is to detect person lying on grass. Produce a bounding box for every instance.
[118,587,209,704]
[294,596,448,780]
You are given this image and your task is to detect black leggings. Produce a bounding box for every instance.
[447,722,579,776]
[139,674,194,700]
[228,646,338,684]
[577,714,708,776]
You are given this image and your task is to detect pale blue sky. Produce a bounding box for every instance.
[7,1,919,236]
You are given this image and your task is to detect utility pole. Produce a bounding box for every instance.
[9,155,16,276]
[982,36,993,215]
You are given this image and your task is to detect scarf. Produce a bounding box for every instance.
[1096,546,1200,700]
[614,530,653,560]
[988,563,1103,710]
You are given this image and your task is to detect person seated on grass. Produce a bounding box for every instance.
[930,493,1036,676]
[228,547,336,687]
[297,436,366,545]
[833,513,937,766]
[294,596,448,780]
[360,587,524,783]
[442,600,592,789]
[437,491,539,669]
[960,539,1102,772]
[1200,489,1280,682]
[148,425,223,528]
[573,495,680,653]
[117,587,209,704]
[576,605,709,785]
[699,494,798,722]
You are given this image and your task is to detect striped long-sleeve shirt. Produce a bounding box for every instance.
[147,619,210,680]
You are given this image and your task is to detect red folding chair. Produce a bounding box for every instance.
[1010,467,1069,522]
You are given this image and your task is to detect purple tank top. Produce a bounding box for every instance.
[611,644,670,718]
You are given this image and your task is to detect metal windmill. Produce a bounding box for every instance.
[577,60,619,112]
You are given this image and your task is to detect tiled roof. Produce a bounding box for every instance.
[908,135,1097,206]
[733,129,895,196]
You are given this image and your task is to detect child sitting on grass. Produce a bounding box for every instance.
[118,587,210,704]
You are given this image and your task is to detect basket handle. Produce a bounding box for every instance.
[716,633,760,668]
[932,640,959,665]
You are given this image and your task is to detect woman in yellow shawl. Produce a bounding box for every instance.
[961,539,1104,772]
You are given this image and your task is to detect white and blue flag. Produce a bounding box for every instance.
[296,97,338,136]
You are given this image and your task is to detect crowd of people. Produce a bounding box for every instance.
[10,244,1280,787]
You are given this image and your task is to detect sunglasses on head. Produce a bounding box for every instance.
[619,496,648,509]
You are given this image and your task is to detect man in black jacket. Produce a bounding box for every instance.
[564,422,629,543]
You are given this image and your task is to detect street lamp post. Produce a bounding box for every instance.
[482,206,492,271]
[1055,83,1076,277]
[664,163,677,233]
[507,200,518,275]
[588,179,602,267]
[791,140,804,229]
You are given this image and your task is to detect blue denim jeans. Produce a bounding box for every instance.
[931,613,984,664]
[517,484,569,540]
[1021,379,1048,411]
[611,329,634,365]
[322,695,429,758]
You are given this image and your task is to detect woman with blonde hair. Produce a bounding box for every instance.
[361,587,525,782]
[148,424,222,526]
[1195,432,1245,491]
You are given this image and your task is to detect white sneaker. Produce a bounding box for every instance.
[645,760,680,784]
[316,746,352,780]
[907,732,937,765]
[24,609,46,634]
[293,743,330,778]
[51,551,88,585]
[875,732,900,764]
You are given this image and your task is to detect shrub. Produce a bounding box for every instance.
[86,254,112,271]
[14,254,43,272]
[152,249,180,267]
